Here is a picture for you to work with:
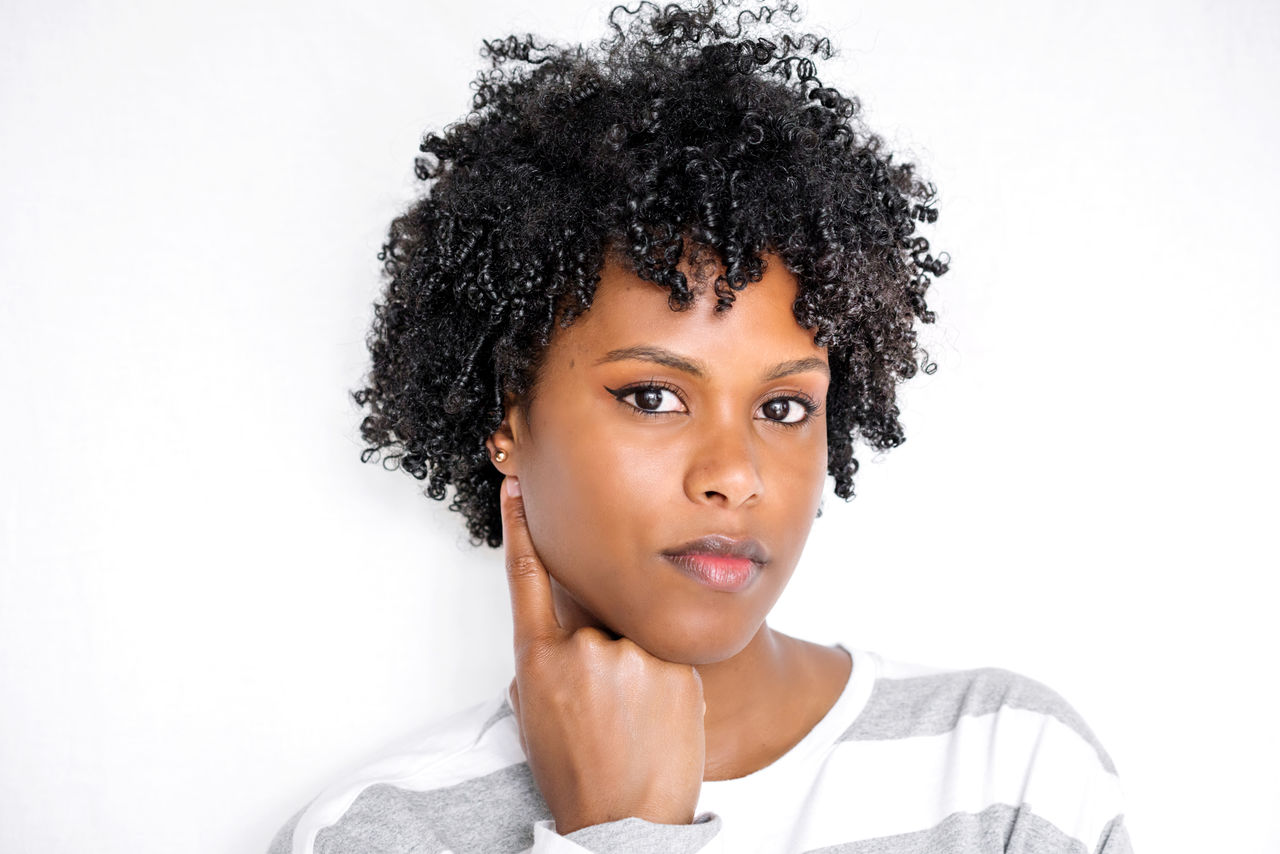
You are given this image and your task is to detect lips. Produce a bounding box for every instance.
[662,535,768,592]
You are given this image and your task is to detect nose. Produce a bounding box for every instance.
[682,418,764,509]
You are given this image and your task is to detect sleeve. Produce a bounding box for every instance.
[1094,815,1133,854]
[989,670,1132,854]
[531,813,723,854]
[266,808,304,854]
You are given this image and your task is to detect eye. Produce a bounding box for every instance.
[606,383,687,414]
[757,396,816,425]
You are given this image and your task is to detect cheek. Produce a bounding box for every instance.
[804,427,829,504]
[768,432,828,534]
[763,416,827,485]
[519,424,673,575]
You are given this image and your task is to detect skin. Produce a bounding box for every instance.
[488,251,852,831]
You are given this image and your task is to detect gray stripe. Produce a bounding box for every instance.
[313,763,550,854]
[1094,815,1133,854]
[566,814,722,854]
[266,806,305,854]
[840,668,1116,774]
[803,804,1088,854]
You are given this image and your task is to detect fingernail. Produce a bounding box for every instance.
[506,476,521,497]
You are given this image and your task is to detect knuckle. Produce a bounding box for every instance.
[611,638,662,682]
[570,626,610,649]
[663,662,702,695]
[613,638,648,668]
[507,554,542,579]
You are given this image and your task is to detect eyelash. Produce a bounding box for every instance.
[604,382,822,428]
[605,381,685,416]
[761,392,822,429]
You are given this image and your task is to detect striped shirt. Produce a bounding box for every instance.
[268,648,1130,853]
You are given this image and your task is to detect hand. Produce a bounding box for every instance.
[500,476,706,835]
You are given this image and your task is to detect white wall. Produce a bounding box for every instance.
[2,1,1276,851]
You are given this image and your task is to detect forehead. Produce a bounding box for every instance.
[549,254,823,366]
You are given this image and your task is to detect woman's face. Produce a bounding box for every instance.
[496,252,829,666]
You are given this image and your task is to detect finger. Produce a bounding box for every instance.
[499,476,562,649]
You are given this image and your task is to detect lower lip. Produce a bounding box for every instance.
[664,554,760,592]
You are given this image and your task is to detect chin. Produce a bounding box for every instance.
[552,570,777,666]
[619,607,766,667]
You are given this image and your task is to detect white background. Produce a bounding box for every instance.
[2,1,1277,852]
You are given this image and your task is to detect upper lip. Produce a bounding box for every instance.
[662,535,769,564]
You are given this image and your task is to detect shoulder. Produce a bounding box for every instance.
[835,652,1130,853]
[847,655,1116,773]
[266,694,546,854]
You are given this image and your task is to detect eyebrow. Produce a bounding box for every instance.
[761,357,830,382]
[595,347,830,382]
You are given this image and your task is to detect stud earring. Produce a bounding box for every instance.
[494,449,508,463]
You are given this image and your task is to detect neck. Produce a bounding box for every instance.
[547,578,849,781]
[696,622,808,780]
[695,620,789,723]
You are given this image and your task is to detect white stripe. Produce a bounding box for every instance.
[872,655,952,680]
[793,705,1122,852]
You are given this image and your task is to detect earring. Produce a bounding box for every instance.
[494,449,508,463]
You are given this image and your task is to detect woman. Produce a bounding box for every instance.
[270,1,1129,851]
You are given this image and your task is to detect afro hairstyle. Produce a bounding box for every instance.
[353,0,949,547]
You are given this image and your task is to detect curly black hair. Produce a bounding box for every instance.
[353,0,949,547]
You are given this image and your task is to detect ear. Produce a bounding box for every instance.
[485,398,527,476]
